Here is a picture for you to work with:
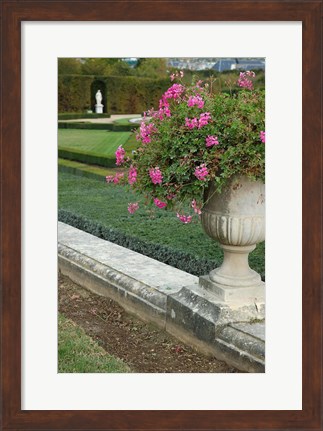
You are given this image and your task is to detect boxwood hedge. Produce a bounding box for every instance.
[58,209,265,281]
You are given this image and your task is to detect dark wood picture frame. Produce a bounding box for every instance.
[1,1,322,430]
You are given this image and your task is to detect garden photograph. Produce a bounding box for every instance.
[58,57,266,374]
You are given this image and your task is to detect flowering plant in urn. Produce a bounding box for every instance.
[113,71,264,219]
[111,70,266,303]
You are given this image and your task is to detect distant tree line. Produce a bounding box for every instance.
[58,58,168,79]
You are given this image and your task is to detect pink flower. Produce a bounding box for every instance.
[138,121,156,144]
[191,199,202,215]
[237,71,255,90]
[128,166,137,185]
[128,202,139,214]
[163,83,184,100]
[113,172,124,184]
[205,135,219,147]
[194,163,209,181]
[176,213,193,224]
[179,70,184,78]
[149,167,163,185]
[187,95,205,109]
[115,145,126,166]
[170,73,176,81]
[185,117,198,129]
[105,175,114,183]
[153,198,167,209]
[198,112,211,128]
[260,131,265,143]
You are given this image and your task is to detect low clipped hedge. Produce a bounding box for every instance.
[58,148,116,168]
[58,122,139,131]
[58,122,114,131]
[58,113,111,120]
[58,209,221,277]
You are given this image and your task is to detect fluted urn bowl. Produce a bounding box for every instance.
[200,176,265,302]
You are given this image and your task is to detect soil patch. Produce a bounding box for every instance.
[58,273,238,373]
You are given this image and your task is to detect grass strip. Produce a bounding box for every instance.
[58,129,131,156]
[58,314,130,373]
[58,130,139,167]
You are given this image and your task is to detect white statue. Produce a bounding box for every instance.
[95,90,103,105]
[95,89,104,113]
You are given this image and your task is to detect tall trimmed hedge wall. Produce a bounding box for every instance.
[58,75,170,114]
[58,75,93,113]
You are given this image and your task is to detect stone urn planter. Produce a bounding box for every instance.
[200,176,265,304]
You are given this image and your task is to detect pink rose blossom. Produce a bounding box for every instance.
[149,167,163,185]
[205,135,219,147]
[128,202,139,214]
[128,166,137,185]
[176,213,193,224]
[191,199,202,215]
[153,198,167,209]
[115,145,126,166]
[260,131,265,143]
[194,163,209,181]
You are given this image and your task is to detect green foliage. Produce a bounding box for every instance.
[80,58,123,76]
[58,173,265,279]
[134,58,168,79]
[58,58,82,75]
[58,314,130,373]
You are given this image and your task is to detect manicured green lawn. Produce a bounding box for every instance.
[58,314,130,373]
[58,172,265,276]
[58,129,132,157]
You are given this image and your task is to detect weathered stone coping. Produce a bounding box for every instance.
[58,222,265,372]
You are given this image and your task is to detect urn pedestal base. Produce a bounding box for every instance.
[199,275,265,304]
[199,244,265,304]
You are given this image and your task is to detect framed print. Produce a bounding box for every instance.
[1,1,322,430]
